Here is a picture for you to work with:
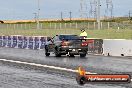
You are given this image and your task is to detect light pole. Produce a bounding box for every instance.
[33,13,37,22]
[37,0,40,29]
[97,0,101,30]
[69,11,72,21]
[129,10,132,22]
[61,12,63,21]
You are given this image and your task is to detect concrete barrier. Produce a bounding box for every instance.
[1,35,132,57]
[2,36,7,47]
[12,35,19,48]
[0,36,2,47]
[28,36,34,49]
[40,37,46,49]
[103,39,132,56]
[7,36,12,48]
[34,36,41,50]
[18,36,23,48]
[0,35,49,50]
[23,36,28,49]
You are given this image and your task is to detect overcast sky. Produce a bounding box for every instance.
[0,0,131,20]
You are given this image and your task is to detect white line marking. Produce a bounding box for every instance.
[0,59,77,72]
[0,58,96,74]
[0,58,131,81]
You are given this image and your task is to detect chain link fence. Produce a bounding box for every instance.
[1,22,132,30]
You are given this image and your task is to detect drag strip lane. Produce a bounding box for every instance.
[0,59,132,88]
[0,58,132,82]
[0,58,96,74]
[1,47,132,74]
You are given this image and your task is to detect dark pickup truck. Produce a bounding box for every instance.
[45,34,88,57]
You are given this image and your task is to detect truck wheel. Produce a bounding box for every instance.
[45,52,50,56]
[45,46,50,56]
[80,53,86,57]
[45,49,50,56]
[55,47,61,57]
[69,54,75,57]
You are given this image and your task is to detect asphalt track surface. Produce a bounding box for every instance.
[0,47,132,88]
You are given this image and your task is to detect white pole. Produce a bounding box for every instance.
[97,0,101,30]
[108,22,110,29]
[60,23,62,29]
[65,23,67,29]
[37,0,40,29]
[88,22,89,29]
[55,23,57,29]
[76,22,78,29]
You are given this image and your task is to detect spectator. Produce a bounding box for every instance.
[80,28,87,39]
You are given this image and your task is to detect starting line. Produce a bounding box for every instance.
[0,58,131,82]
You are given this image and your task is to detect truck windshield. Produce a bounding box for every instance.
[59,35,80,40]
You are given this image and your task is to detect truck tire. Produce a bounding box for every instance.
[80,53,86,57]
[69,54,75,57]
[54,47,61,57]
[45,52,50,56]
[45,46,50,56]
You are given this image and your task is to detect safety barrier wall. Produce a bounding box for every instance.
[1,36,132,56]
[0,35,51,50]
[0,35,104,55]
[103,39,132,56]
[87,39,132,56]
